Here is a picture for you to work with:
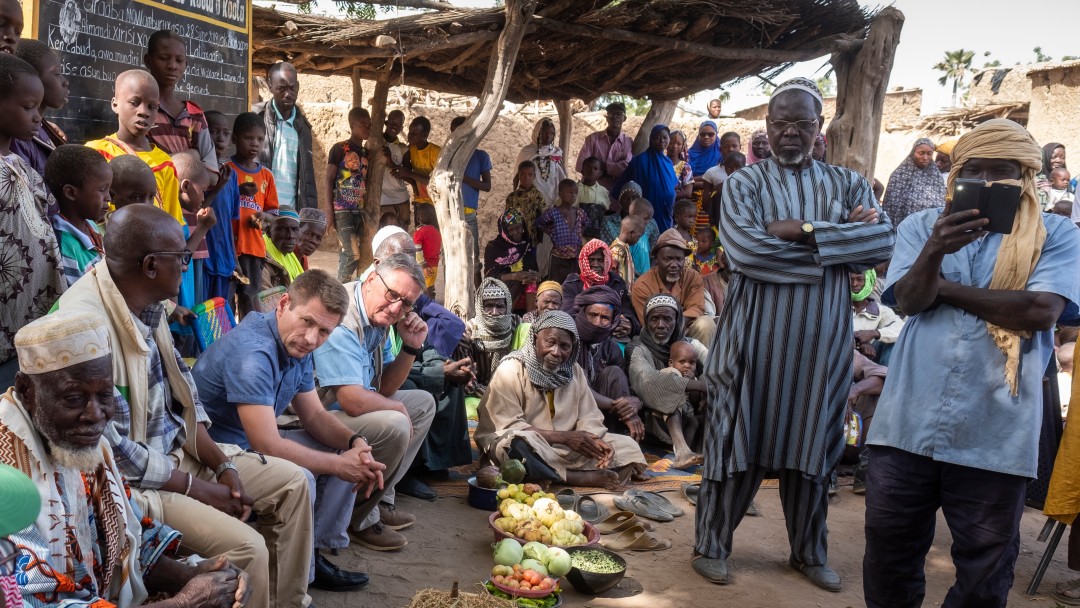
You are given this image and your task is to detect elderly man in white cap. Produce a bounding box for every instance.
[1,311,250,608]
[696,77,895,590]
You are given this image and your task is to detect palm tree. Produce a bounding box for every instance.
[934,49,975,107]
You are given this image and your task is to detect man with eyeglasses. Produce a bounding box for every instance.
[54,205,320,607]
[694,78,895,591]
[255,62,317,210]
[312,252,435,552]
[576,101,633,192]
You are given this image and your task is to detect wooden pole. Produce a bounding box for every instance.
[632,99,678,154]
[351,67,364,109]
[826,7,904,181]
[554,99,573,172]
[430,0,538,318]
[360,61,395,273]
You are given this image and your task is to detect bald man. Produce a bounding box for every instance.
[54,205,318,608]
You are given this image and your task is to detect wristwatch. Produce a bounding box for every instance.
[214,461,238,478]
[401,343,423,357]
[349,432,369,450]
[800,222,815,242]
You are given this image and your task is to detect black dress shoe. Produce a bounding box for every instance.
[396,474,437,501]
[311,554,369,591]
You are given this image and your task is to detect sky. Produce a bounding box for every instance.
[281,0,1080,116]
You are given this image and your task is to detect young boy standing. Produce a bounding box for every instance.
[536,178,587,283]
[672,199,698,269]
[610,214,644,286]
[44,145,111,286]
[505,160,547,243]
[12,39,68,178]
[226,112,279,316]
[203,110,240,301]
[325,107,370,282]
[627,197,660,275]
[412,204,442,297]
[450,115,492,271]
[576,156,610,239]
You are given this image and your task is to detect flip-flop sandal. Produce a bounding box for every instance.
[594,510,654,534]
[681,483,699,506]
[613,494,674,522]
[1051,591,1080,606]
[603,523,671,552]
[576,495,609,523]
[555,488,579,511]
[626,489,685,517]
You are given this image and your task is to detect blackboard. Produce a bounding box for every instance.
[36,0,251,144]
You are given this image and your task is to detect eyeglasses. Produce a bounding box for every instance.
[375,272,415,311]
[769,118,819,133]
[140,249,193,266]
[0,538,18,576]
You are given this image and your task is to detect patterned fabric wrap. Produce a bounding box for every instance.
[472,278,515,352]
[577,239,612,289]
[503,310,580,391]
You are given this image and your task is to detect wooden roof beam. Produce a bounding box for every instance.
[260,28,501,59]
[531,15,864,63]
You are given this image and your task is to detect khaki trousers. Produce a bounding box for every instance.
[157,449,314,608]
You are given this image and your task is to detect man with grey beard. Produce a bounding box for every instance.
[629,228,716,346]
[694,77,895,591]
[0,310,250,608]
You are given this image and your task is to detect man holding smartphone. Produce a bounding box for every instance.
[863,119,1080,607]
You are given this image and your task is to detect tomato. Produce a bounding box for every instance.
[538,578,552,590]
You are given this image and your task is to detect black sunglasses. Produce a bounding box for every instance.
[140,249,193,266]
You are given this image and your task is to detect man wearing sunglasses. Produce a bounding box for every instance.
[53,205,317,608]
[312,252,435,552]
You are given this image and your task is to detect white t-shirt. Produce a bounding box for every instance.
[702,165,730,187]
[381,140,411,206]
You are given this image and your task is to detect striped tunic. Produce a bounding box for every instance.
[703,159,895,480]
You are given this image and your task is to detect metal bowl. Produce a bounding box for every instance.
[563,546,627,595]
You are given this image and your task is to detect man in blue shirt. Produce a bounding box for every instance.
[863,119,1080,607]
[193,269,407,593]
[450,116,492,273]
[313,252,435,551]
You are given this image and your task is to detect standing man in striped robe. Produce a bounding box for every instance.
[693,78,895,591]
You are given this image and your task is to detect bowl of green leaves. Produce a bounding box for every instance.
[563,546,626,595]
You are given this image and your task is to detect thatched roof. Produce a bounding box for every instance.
[253,0,874,103]
[917,102,1029,136]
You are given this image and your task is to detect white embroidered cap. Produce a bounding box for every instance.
[15,311,112,375]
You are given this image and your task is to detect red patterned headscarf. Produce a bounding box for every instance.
[578,239,612,289]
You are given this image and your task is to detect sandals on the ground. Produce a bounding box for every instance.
[603,523,671,552]
[593,510,654,534]
[625,489,685,517]
[613,494,674,522]
[576,495,609,523]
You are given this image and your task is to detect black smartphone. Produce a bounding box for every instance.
[950,178,1023,234]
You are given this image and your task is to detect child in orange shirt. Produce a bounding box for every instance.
[225,112,279,317]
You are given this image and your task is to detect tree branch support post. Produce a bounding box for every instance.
[361,60,395,273]
[430,0,538,318]
[826,7,904,181]
[554,99,573,172]
[351,66,364,109]
[633,99,678,154]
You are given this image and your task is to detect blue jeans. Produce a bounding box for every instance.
[335,211,363,283]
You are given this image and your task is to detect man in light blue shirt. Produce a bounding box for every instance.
[255,62,318,210]
[313,252,435,552]
[863,119,1080,607]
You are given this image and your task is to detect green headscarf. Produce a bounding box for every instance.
[851,269,876,302]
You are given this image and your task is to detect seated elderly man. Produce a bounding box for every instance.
[263,208,304,290]
[850,269,905,364]
[466,278,531,389]
[522,281,562,323]
[630,229,716,346]
[193,270,405,591]
[573,286,645,441]
[629,294,709,470]
[297,208,328,271]
[561,239,638,338]
[2,311,249,608]
[312,253,436,547]
[476,311,646,489]
[54,205,315,607]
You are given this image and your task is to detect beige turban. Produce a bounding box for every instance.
[15,311,112,375]
[947,119,1045,395]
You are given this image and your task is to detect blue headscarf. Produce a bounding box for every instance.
[687,120,722,176]
[614,124,679,231]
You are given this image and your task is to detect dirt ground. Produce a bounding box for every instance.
[304,251,1073,608]
[307,485,1075,608]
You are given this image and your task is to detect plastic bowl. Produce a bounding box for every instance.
[563,546,627,595]
[467,477,501,511]
[487,511,600,548]
[489,577,561,599]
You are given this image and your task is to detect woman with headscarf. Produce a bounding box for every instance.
[484,209,540,308]
[746,129,772,164]
[881,137,947,229]
[476,311,647,487]
[573,286,645,441]
[1037,142,1071,208]
[613,125,679,231]
[667,130,695,200]
[516,117,567,205]
[560,239,638,337]
[687,120,722,178]
[628,294,709,469]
